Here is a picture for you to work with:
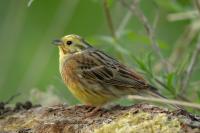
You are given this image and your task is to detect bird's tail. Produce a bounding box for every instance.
[144,85,183,110]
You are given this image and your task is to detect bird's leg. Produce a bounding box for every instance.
[84,104,96,112]
[84,106,101,118]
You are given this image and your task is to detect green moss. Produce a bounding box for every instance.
[94,111,181,133]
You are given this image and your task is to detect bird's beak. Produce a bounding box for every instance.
[52,39,63,46]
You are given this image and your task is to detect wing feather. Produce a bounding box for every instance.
[76,49,148,90]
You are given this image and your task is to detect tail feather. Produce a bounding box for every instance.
[145,85,184,110]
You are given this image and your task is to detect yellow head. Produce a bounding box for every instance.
[53,34,91,56]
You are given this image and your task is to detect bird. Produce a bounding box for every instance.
[53,34,180,111]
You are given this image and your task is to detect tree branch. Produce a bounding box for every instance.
[180,39,200,94]
[103,0,116,40]
[119,0,169,73]
[128,95,200,109]
[180,0,200,94]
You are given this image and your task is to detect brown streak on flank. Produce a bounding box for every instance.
[101,83,119,97]
[78,79,94,97]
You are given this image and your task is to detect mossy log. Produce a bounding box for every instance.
[0,103,200,133]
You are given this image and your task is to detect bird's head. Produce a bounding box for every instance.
[53,34,91,56]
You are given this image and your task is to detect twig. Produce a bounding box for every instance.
[167,10,198,21]
[169,24,198,65]
[152,6,160,31]
[119,0,169,72]
[154,77,190,102]
[180,0,200,94]
[195,0,200,12]
[5,93,21,104]
[27,0,34,7]
[116,10,132,37]
[117,0,139,36]
[180,40,200,94]
[128,95,200,109]
[103,0,116,40]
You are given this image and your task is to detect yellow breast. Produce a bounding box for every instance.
[66,81,114,106]
[60,55,114,106]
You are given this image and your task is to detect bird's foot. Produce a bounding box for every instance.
[83,106,102,118]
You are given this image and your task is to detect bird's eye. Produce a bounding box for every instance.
[66,41,72,45]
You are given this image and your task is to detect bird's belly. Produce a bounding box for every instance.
[60,63,116,106]
[67,81,115,106]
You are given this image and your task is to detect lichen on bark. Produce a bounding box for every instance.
[0,103,200,133]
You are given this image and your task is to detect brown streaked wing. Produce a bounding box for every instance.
[76,49,148,90]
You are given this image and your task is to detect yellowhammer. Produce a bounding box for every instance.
[53,34,179,109]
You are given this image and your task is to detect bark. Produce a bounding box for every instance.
[0,103,200,133]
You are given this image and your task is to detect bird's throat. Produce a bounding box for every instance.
[59,47,67,55]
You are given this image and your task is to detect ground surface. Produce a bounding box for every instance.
[0,102,200,133]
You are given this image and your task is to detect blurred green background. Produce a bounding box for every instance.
[0,0,200,110]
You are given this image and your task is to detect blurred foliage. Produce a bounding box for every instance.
[0,0,200,112]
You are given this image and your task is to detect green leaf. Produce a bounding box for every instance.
[145,52,154,77]
[166,72,176,92]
